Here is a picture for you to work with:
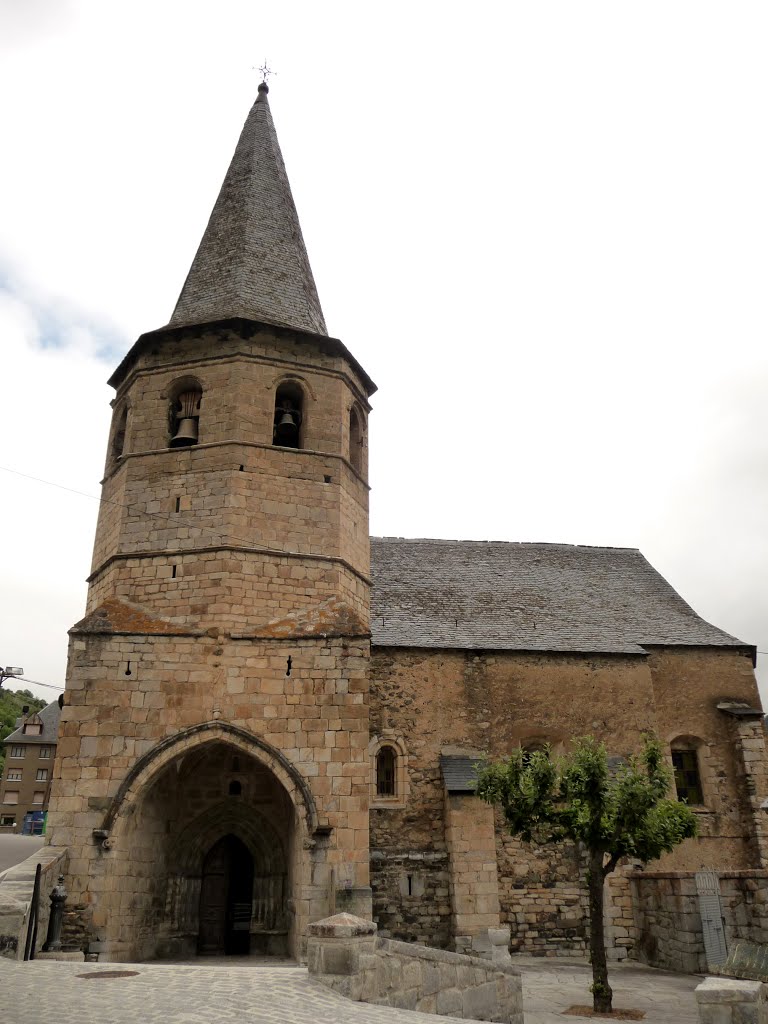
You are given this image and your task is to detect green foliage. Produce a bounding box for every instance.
[475,735,698,873]
[0,688,47,778]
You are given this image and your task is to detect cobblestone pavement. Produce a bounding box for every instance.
[0,955,702,1024]
[515,956,701,1024]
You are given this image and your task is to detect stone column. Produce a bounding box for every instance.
[444,792,510,963]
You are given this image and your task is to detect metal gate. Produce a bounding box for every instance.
[696,870,728,968]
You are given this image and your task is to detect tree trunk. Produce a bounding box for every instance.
[588,848,612,1013]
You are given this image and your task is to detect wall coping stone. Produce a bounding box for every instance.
[634,870,768,880]
[378,937,521,977]
[696,977,764,1003]
[308,913,377,939]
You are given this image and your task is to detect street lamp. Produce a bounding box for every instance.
[0,667,24,690]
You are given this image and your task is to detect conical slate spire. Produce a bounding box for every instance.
[169,82,328,335]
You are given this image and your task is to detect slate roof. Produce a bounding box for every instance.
[169,82,328,336]
[440,755,483,792]
[3,700,61,746]
[370,538,747,656]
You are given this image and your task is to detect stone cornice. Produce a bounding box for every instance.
[87,543,372,587]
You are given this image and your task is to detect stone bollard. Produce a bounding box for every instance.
[695,977,768,1024]
[42,875,67,953]
[307,913,377,1001]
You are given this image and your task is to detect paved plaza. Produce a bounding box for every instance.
[0,955,701,1024]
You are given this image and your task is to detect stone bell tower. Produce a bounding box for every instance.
[47,82,376,962]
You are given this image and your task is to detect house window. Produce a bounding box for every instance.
[4,792,19,805]
[672,749,704,805]
[7,770,22,782]
[32,792,45,805]
[376,746,397,797]
[273,381,304,449]
[39,747,52,759]
[170,385,202,448]
[0,816,15,827]
[10,747,23,759]
[23,723,42,736]
[35,769,48,782]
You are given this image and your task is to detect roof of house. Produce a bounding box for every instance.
[3,700,61,746]
[369,538,746,656]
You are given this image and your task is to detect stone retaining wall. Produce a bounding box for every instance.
[0,846,68,960]
[633,871,768,974]
[307,912,522,1023]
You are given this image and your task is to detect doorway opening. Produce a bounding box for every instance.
[198,834,254,955]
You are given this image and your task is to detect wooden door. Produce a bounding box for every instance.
[198,835,254,955]
[198,838,229,954]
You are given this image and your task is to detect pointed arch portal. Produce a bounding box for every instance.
[99,723,320,961]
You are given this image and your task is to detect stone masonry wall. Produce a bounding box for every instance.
[48,629,371,960]
[496,829,589,957]
[370,645,763,956]
[307,914,522,1024]
[370,846,452,947]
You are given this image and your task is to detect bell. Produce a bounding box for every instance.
[170,417,199,447]
[274,408,298,445]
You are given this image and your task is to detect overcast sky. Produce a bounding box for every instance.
[1,0,767,708]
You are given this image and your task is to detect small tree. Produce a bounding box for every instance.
[476,736,697,1014]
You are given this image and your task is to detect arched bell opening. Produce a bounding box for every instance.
[104,736,305,961]
[273,380,304,449]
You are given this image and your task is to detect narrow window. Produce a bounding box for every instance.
[39,746,51,759]
[36,769,48,782]
[349,407,363,473]
[175,496,181,513]
[111,406,128,461]
[170,387,202,448]
[273,381,304,449]
[672,749,704,805]
[376,746,396,797]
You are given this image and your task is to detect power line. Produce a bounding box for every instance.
[16,677,64,692]
[0,463,297,559]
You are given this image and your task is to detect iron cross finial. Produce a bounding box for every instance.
[256,60,274,84]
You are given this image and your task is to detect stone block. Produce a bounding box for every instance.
[435,987,463,1015]
[462,980,498,1019]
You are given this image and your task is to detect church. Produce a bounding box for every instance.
[47,82,768,967]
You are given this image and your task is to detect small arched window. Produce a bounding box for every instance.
[273,381,304,449]
[376,746,397,797]
[349,407,363,473]
[671,747,704,805]
[521,742,547,767]
[111,406,128,461]
[170,385,202,448]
